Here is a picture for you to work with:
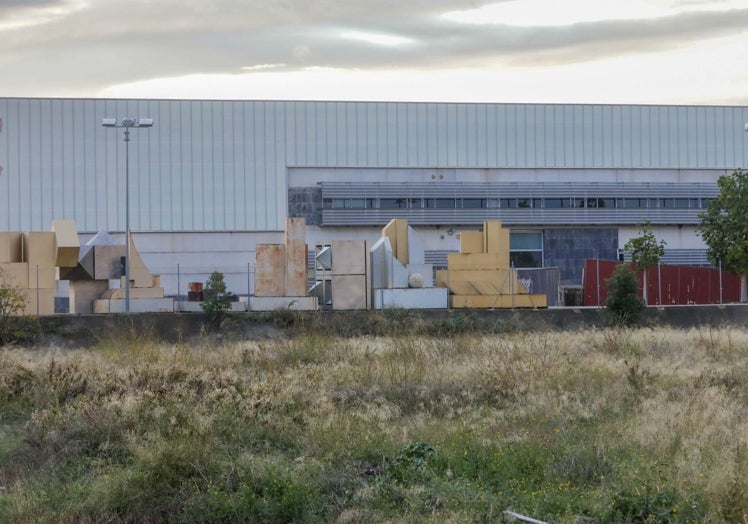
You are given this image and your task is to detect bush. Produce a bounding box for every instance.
[605,264,645,327]
[0,267,38,346]
[201,271,233,331]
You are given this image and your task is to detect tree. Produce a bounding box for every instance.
[201,270,233,330]
[624,220,666,305]
[699,169,748,303]
[0,267,34,345]
[604,263,645,327]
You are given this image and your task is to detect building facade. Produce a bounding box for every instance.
[1,98,746,298]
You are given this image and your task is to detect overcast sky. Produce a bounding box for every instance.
[2,0,748,104]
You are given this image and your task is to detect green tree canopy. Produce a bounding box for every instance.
[698,169,748,302]
[624,220,666,305]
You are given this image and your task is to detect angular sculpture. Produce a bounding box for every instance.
[435,220,548,308]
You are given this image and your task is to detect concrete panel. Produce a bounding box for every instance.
[382,218,409,265]
[21,288,56,316]
[1,262,29,288]
[22,232,55,266]
[332,274,368,310]
[447,253,509,270]
[248,296,318,311]
[450,294,547,309]
[436,269,522,294]
[285,218,307,297]
[175,301,247,312]
[407,226,425,264]
[93,245,125,279]
[373,288,448,309]
[332,240,367,275]
[0,233,22,263]
[28,266,56,289]
[370,236,393,289]
[69,280,109,314]
[128,236,155,288]
[393,258,409,288]
[255,244,286,296]
[460,231,484,254]
[51,219,79,268]
[93,298,175,313]
[406,263,434,287]
[104,286,165,299]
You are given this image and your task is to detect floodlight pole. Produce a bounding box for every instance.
[102,117,153,314]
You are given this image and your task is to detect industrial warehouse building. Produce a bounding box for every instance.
[1,98,747,303]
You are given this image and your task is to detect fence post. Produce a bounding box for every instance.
[719,259,723,304]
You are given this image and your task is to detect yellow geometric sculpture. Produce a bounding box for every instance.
[435,220,547,309]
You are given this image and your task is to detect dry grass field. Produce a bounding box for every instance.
[1,322,747,522]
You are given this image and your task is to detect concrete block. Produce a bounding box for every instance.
[373,288,448,309]
[316,246,332,270]
[370,236,393,289]
[93,297,175,313]
[460,231,484,254]
[28,266,56,289]
[392,258,409,288]
[248,296,318,311]
[406,263,434,287]
[447,253,509,270]
[0,233,22,263]
[483,221,504,254]
[472,281,501,295]
[19,288,55,316]
[437,269,523,294]
[255,244,286,296]
[104,286,165,300]
[332,274,368,310]
[332,240,368,275]
[127,236,154,288]
[450,294,547,309]
[23,232,55,266]
[407,226,425,265]
[51,219,80,268]
[1,262,29,288]
[383,218,409,265]
[69,280,109,314]
[92,245,125,279]
[285,218,307,297]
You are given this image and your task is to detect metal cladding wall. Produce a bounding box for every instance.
[1,99,748,233]
[583,259,742,306]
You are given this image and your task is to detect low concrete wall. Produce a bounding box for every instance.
[32,304,748,345]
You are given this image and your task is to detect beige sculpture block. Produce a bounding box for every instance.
[483,221,507,255]
[127,236,154,288]
[105,286,165,299]
[92,245,125,279]
[331,240,368,275]
[51,219,80,268]
[436,269,525,295]
[255,244,286,296]
[460,231,484,254]
[450,294,547,309]
[383,218,409,266]
[69,280,109,314]
[332,274,368,310]
[447,253,509,271]
[0,233,22,263]
[284,218,308,297]
[20,288,56,315]
[28,266,56,289]
[1,262,29,288]
[22,232,55,266]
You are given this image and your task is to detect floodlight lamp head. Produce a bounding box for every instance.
[102,118,117,127]
[137,118,153,127]
[744,122,748,132]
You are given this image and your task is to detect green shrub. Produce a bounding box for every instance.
[201,271,233,331]
[605,264,645,327]
[0,267,38,346]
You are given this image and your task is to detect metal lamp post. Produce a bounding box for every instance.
[102,117,153,313]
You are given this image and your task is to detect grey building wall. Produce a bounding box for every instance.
[2,99,748,234]
[543,228,619,285]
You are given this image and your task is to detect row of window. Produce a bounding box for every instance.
[325,197,711,210]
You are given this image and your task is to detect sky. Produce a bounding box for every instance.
[2,0,748,105]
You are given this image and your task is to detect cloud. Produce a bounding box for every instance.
[0,0,747,99]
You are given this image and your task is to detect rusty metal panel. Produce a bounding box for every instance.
[284,218,307,296]
[255,244,286,297]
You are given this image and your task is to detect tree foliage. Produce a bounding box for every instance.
[625,220,666,272]
[0,267,36,345]
[604,264,645,327]
[698,169,748,301]
[201,270,233,330]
